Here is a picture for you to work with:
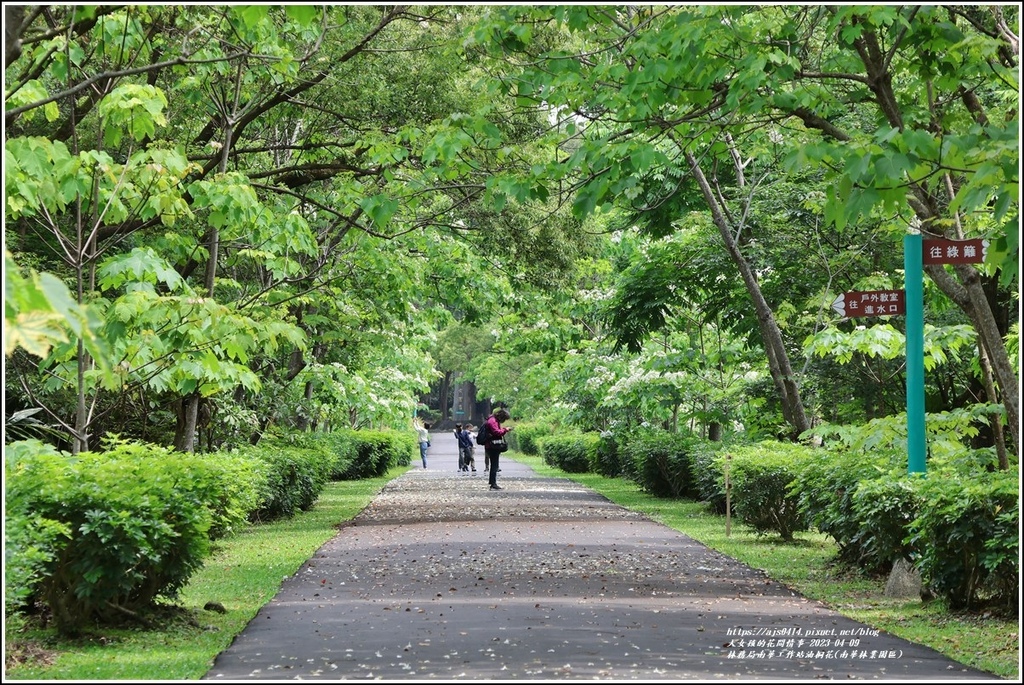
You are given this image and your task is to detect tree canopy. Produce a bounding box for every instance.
[5,4,1018,462]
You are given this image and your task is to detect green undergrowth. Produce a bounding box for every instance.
[4,465,413,680]
[514,454,1019,680]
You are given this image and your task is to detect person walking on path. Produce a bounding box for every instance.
[459,424,476,473]
[415,420,431,468]
[453,424,466,472]
[483,408,512,490]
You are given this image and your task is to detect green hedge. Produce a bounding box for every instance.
[592,431,622,477]
[275,431,354,480]
[718,441,814,540]
[4,428,417,635]
[334,428,414,479]
[539,432,600,473]
[618,428,700,498]
[234,438,333,522]
[910,469,1019,612]
[509,422,555,455]
[689,438,731,514]
[4,438,261,635]
[848,475,921,572]
[790,448,903,572]
[790,444,1019,610]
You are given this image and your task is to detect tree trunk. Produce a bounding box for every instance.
[174,393,199,452]
[686,152,812,438]
[296,380,314,431]
[72,340,89,453]
[438,371,452,424]
[178,118,235,453]
[4,5,26,65]
[978,339,1009,470]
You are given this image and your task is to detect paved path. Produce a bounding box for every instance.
[204,437,999,681]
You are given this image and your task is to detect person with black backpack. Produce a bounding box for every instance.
[479,408,512,490]
[454,423,475,473]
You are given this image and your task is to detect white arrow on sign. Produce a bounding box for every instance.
[831,293,846,317]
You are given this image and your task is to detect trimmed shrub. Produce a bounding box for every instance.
[723,441,814,540]
[791,446,1013,587]
[4,438,257,635]
[275,430,354,480]
[909,469,1019,612]
[618,428,699,498]
[238,437,334,521]
[4,441,70,617]
[335,429,413,479]
[790,448,901,570]
[592,431,622,477]
[847,474,921,573]
[539,432,600,473]
[510,422,555,455]
[690,439,732,513]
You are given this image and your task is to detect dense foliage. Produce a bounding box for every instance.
[4,2,1018,637]
[4,428,413,635]
[5,438,252,633]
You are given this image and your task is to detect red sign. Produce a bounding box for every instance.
[922,238,988,265]
[831,289,906,318]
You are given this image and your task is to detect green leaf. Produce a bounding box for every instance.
[360,195,400,229]
[285,5,319,25]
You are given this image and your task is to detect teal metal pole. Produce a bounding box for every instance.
[904,233,926,473]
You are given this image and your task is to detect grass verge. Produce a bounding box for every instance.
[4,464,413,681]
[512,454,1019,681]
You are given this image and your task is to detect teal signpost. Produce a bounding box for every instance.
[904,233,926,474]
[834,234,987,475]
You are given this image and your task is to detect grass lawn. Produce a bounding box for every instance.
[5,456,1018,680]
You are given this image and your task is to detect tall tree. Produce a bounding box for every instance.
[463,5,1018,449]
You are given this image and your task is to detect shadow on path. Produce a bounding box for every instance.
[204,439,998,681]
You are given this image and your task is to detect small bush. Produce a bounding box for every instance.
[237,437,334,521]
[4,438,253,635]
[277,431,354,480]
[539,432,600,473]
[335,429,413,479]
[909,469,1019,613]
[592,431,622,477]
[191,449,266,539]
[4,442,70,617]
[510,422,555,455]
[724,441,814,540]
[847,475,921,573]
[790,448,901,570]
[689,439,731,513]
[618,428,699,498]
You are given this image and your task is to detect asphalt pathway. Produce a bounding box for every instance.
[204,436,1000,681]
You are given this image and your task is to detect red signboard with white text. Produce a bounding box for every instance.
[922,238,988,265]
[831,289,906,318]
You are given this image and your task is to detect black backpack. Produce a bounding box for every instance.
[475,420,490,446]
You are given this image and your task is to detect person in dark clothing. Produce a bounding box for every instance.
[454,423,475,473]
[460,424,476,473]
[482,408,512,490]
[454,423,466,472]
